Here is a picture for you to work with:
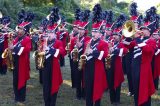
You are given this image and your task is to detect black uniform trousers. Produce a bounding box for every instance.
[39,69,43,84]
[108,56,121,104]
[73,61,85,99]
[125,51,134,95]
[0,43,7,75]
[43,56,58,106]
[85,58,101,106]
[151,56,159,90]
[69,55,76,88]
[132,57,151,106]
[60,55,65,67]
[13,55,26,102]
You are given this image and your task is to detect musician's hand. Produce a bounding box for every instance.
[76,42,82,48]
[109,47,114,53]
[43,46,49,51]
[86,48,93,55]
[9,44,14,50]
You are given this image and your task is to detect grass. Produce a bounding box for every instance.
[0,52,160,106]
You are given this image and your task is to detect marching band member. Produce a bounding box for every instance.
[0,16,11,75]
[125,2,143,96]
[17,10,35,35]
[57,17,69,67]
[151,28,160,90]
[68,8,81,88]
[131,20,156,106]
[43,31,65,106]
[83,4,108,106]
[151,15,160,90]
[70,9,91,100]
[42,7,65,106]
[105,10,113,42]
[11,22,32,105]
[107,14,128,105]
[33,18,48,84]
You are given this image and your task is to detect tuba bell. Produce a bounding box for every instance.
[122,20,136,38]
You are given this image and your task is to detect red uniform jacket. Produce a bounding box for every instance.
[112,42,128,89]
[154,39,160,79]
[46,40,65,95]
[137,39,156,105]
[13,35,31,90]
[123,38,156,105]
[57,31,69,55]
[70,35,91,55]
[84,39,108,102]
[70,36,90,51]
[69,35,91,87]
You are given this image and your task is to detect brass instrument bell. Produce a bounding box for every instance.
[122,20,136,38]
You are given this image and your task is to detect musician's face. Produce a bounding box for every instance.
[18,28,25,36]
[101,25,106,31]
[134,23,138,29]
[79,29,85,37]
[113,34,120,42]
[48,33,56,41]
[73,27,78,32]
[92,31,100,41]
[106,30,112,36]
[134,31,141,38]
[141,29,150,37]
[152,34,160,40]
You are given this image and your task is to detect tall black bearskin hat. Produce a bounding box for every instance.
[25,11,35,22]
[112,14,126,36]
[78,9,90,30]
[102,11,108,21]
[144,9,152,22]
[92,4,102,23]
[17,10,35,24]
[129,2,138,16]
[40,18,49,30]
[49,7,60,25]
[113,14,126,29]
[74,8,81,20]
[2,16,11,25]
[81,9,90,22]
[17,9,26,24]
[106,10,113,24]
[150,6,157,22]
[155,15,159,29]
[17,10,35,33]
[136,14,143,26]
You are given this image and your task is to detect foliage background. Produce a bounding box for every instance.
[0,0,160,29]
